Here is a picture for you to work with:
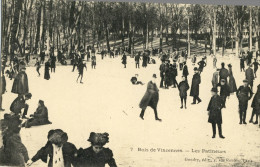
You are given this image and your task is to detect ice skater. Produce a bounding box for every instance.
[249,84,260,125]
[77,60,87,84]
[122,52,127,68]
[207,88,225,139]
[178,76,189,109]
[139,74,162,121]
[252,59,259,78]
[35,58,41,76]
[91,54,96,69]
[190,67,202,104]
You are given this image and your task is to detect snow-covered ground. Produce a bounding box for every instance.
[1,53,260,167]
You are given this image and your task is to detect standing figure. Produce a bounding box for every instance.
[178,76,190,109]
[139,74,162,121]
[159,61,166,88]
[44,60,51,80]
[171,63,178,88]
[207,88,225,139]
[191,54,197,65]
[91,55,97,69]
[77,132,117,167]
[227,64,237,93]
[252,59,259,78]
[219,62,229,83]
[0,75,6,111]
[212,68,220,88]
[50,54,56,73]
[197,58,207,74]
[164,62,171,89]
[135,52,141,68]
[245,64,254,91]
[27,129,78,167]
[87,49,91,61]
[240,54,245,72]
[213,54,217,69]
[182,62,189,80]
[217,79,230,108]
[40,50,46,64]
[122,53,127,68]
[190,67,202,104]
[11,67,29,95]
[249,84,260,125]
[10,93,32,119]
[236,79,253,124]
[77,61,87,84]
[35,58,41,76]
[142,53,148,68]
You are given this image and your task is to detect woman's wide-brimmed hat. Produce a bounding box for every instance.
[88,132,109,146]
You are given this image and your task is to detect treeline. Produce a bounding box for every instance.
[1,0,259,58]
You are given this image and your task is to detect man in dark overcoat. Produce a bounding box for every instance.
[219,62,229,83]
[190,67,202,104]
[236,79,253,124]
[159,61,166,88]
[11,67,29,96]
[245,64,254,90]
[122,52,127,68]
[182,62,189,80]
[207,88,225,139]
[139,74,162,121]
[0,74,6,111]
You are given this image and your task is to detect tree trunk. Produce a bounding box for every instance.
[249,6,252,51]
[128,14,132,53]
[255,7,259,51]
[35,2,42,54]
[104,21,110,51]
[213,9,216,55]
[41,0,46,53]
[122,15,125,48]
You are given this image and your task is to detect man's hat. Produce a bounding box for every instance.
[194,67,198,71]
[243,79,248,83]
[152,74,157,78]
[228,64,232,67]
[211,87,218,93]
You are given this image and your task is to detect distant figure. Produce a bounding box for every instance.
[178,76,189,109]
[35,58,41,76]
[122,52,127,68]
[217,79,230,108]
[50,54,56,73]
[40,50,46,64]
[77,61,87,84]
[91,55,96,69]
[44,60,51,80]
[131,74,144,85]
[213,54,217,69]
[22,100,51,128]
[77,132,117,167]
[135,52,141,68]
[159,61,166,88]
[245,64,254,91]
[197,59,207,73]
[182,62,189,80]
[207,88,225,139]
[212,68,220,88]
[219,62,229,83]
[252,59,259,78]
[190,67,202,104]
[240,54,245,72]
[139,74,162,121]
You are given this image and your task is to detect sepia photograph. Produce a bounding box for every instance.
[0,0,260,166]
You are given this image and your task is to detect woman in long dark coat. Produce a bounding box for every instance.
[142,54,148,68]
[76,132,117,167]
[139,74,161,121]
[227,64,237,93]
[190,67,201,104]
[27,129,78,167]
[11,67,29,95]
[207,88,225,139]
[122,53,127,68]
[44,60,51,80]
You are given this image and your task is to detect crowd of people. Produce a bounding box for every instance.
[0,44,260,166]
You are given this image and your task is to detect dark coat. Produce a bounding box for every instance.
[207,95,224,124]
[135,55,140,63]
[2,133,29,166]
[251,90,260,113]
[245,67,254,84]
[217,83,230,97]
[44,62,51,80]
[190,73,201,96]
[219,68,229,82]
[159,64,165,77]
[228,69,237,93]
[10,96,27,114]
[1,75,6,95]
[77,147,117,167]
[25,105,51,128]
[211,72,219,88]
[31,141,77,167]
[91,56,96,66]
[122,54,127,64]
[11,71,29,95]
[236,86,253,103]
[139,81,159,110]
[50,56,56,68]
[198,60,206,71]
[182,65,189,77]
[178,81,189,97]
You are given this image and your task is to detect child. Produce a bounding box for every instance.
[178,76,189,109]
[77,132,117,167]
